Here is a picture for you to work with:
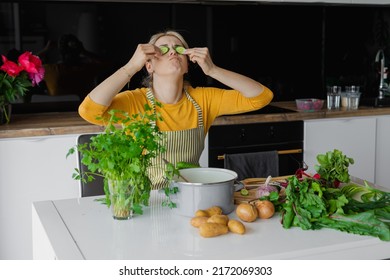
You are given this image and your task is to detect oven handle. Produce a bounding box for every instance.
[217,148,303,160]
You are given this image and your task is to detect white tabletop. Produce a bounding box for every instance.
[32,190,390,260]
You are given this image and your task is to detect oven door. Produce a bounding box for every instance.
[208,121,304,176]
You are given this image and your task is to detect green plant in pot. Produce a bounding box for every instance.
[67,105,166,219]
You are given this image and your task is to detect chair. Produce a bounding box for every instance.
[76,133,105,197]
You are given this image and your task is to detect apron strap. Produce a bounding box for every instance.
[183,88,204,128]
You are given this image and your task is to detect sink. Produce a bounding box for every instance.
[360,97,390,107]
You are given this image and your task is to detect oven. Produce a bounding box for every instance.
[207,120,304,176]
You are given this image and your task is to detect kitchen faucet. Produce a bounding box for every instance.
[375,49,390,99]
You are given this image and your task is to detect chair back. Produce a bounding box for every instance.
[77,133,105,197]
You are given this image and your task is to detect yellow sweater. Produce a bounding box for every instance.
[79,86,273,134]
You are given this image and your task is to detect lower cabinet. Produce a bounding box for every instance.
[304,115,389,190]
[376,115,390,188]
[0,134,80,260]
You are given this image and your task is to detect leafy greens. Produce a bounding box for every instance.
[281,149,390,241]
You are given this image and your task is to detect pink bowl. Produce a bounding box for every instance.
[296,99,324,112]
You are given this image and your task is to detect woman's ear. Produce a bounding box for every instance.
[145,61,153,74]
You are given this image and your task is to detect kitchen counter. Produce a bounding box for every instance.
[213,101,390,126]
[32,183,390,260]
[0,111,104,139]
[2,101,390,139]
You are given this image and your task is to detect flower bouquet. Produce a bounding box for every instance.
[0,51,45,124]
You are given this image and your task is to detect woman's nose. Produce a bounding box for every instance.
[169,49,178,56]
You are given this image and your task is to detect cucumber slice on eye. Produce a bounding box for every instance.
[159,46,169,55]
[175,46,186,54]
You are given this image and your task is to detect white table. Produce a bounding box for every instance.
[32,190,390,260]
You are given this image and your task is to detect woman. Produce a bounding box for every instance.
[79,30,273,189]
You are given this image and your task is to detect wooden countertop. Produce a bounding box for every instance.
[213,101,390,125]
[0,111,104,139]
[2,101,390,139]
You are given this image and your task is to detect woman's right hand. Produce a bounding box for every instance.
[87,43,161,106]
[127,43,161,73]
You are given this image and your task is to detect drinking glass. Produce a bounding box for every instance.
[345,85,361,110]
[346,92,361,110]
[327,86,341,110]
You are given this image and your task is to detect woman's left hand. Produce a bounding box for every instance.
[185,47,266,99]
[184,47,215,76]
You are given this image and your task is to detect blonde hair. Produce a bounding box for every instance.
[142,30,190,88]
[147,30,189,49]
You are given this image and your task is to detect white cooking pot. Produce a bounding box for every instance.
[169,167,239,217]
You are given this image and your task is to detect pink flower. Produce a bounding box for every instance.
[29,66,45,86]
[18,51,42,74]
[1,50,45,107]
[1,51,45,86]
[18,52,45,85]
[1,55,24,77]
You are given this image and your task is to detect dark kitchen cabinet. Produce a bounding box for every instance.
[1,2,390,114]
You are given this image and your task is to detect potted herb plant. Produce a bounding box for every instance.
[67,105,166,219]
[0,51,45,124]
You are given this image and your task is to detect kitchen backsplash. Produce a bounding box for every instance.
[1,1,390,112]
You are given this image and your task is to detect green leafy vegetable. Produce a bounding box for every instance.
[314,149,354,187]
[67,105,166,215]
[281,150,390,241]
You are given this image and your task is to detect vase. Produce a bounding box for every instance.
[0,104,11,125]
[108,179,134,220]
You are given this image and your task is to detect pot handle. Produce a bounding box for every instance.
[234,180,244,192]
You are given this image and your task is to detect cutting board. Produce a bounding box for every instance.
[234,175,292,204]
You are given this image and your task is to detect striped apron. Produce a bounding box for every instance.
[146,89,205,189]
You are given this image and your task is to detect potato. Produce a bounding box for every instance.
[190,216,209,228]
[195,206,223,217]
[205,206,223,216]
[228,219,246,234]
[194,209,209,217]
[207,214,229,226]
[199,222,228,238]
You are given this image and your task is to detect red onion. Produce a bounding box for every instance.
[255,184,278,199]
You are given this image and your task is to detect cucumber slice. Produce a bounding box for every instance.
[240,188,249,196]
[159,46,169,55]
[174,46,186,55]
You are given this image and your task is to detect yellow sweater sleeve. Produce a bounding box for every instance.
[188,85,273,132]
[78,88,149,125]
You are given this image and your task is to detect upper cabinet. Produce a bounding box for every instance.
[283,0,390,3]
[352,0,390,4]
[197,0,390,4]
[2,0,390,116]
[14,0,390,4]
[281,0,352,3]
[208,0,390,3]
